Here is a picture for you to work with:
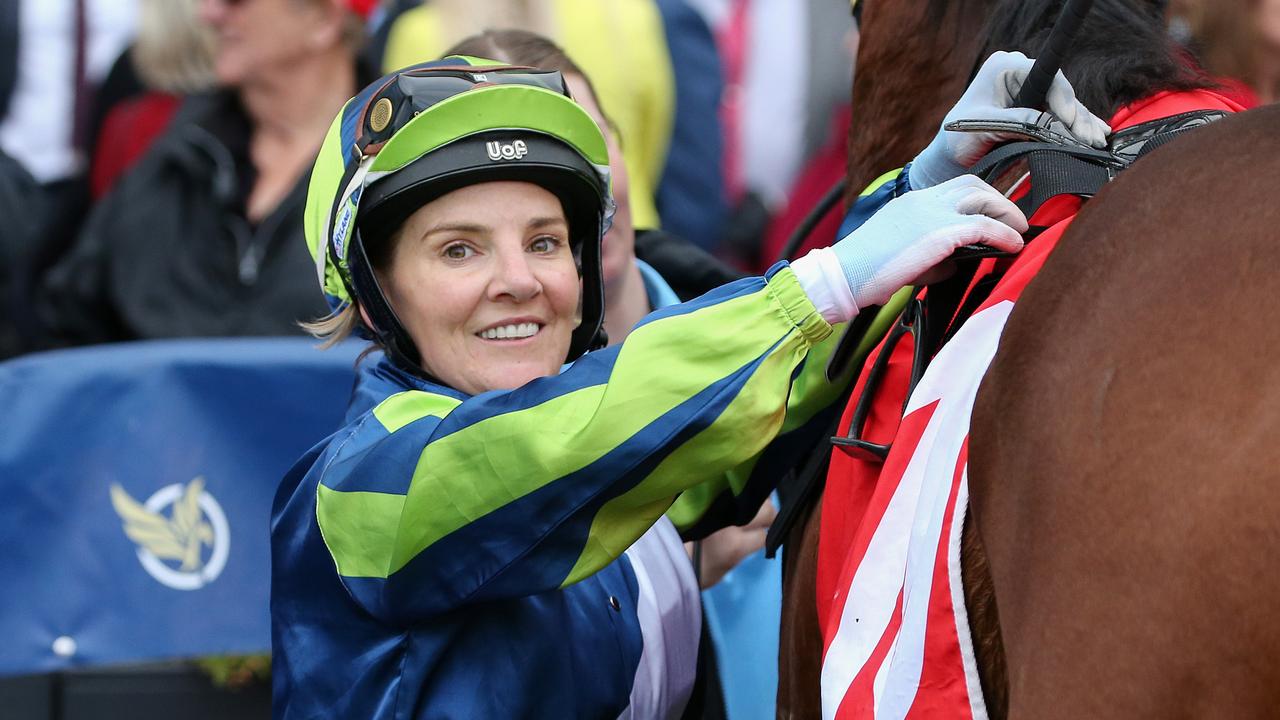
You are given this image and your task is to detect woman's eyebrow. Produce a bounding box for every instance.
[528,216,568,231]
[423,222,487,237]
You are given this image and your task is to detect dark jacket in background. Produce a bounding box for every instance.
[634,229,744,302]
[654,0,727,254]
[0,149,43,358]
[39,92,327,346]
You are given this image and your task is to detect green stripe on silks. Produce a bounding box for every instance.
[315,270,829,583]
[574,337,801,578]
[661,284,912,535]
[562,270,833,586]
[377,269,827,580]
[316,391,461,578]
[316,486,407,578]
[372,391,463,433]
[660,316,855,535]
[861,168,903,197]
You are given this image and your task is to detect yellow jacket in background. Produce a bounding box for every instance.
[383,0,674,230]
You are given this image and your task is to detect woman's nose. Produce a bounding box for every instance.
[489,247,542,302]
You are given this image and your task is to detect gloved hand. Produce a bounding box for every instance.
[908,50,1112,190]
[792,175,1028,323]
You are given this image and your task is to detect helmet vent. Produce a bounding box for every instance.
[369,98,393,133]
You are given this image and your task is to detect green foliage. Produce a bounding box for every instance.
[195,654,271,689]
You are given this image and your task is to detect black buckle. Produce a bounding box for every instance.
[830,298,929,462]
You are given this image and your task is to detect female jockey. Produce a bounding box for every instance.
[269,56,1033,718]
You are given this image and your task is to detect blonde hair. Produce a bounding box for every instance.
[300,302,364,347]
[302,210,404,349]
[131,0,217,94]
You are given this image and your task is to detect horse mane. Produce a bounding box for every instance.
[980,0,1213,117]
[845,0,996,196]
[846,0,1212,198]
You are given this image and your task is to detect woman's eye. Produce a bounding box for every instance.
[443,243,473,260]
[529,236,562,253]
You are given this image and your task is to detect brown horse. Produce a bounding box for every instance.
[778,0,1280,718]
[968,104,1280,717]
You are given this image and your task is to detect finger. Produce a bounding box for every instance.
[932,173,989,192]
[954,184,1030,234]
[1045,70,1111,147]
[909,259,959,287]
[953,215,1026,254]
[983,106,1050,134]
[750,501,778,528]
[981,51,1031,105]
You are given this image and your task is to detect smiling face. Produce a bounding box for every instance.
[378,181,581,395]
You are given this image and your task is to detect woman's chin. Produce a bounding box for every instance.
[474,362,562,393]
[463,344,567,393]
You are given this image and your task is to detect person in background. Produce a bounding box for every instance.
[1168,0,1280,105]
[0,149,43,359]
[90,0,217,200]
[686,0,854,268]
[757,18,860,272]
[38,0,373,346]
[0,0,137,189]
[1264,0,1280,101]
[0,0,138,353]
[653,0,729,253]
[379,0,674,236]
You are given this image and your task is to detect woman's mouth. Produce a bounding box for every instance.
[477,322,543,341]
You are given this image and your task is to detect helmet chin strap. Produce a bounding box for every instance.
[347,227,429,377]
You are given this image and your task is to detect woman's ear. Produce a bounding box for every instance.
[358,303,375,331]
[307,0,346,50]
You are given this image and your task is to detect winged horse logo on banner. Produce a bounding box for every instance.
[110,477,231,590]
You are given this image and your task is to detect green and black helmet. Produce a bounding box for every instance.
[305,56,614,372]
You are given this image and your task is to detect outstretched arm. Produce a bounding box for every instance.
[312,178,1027,625]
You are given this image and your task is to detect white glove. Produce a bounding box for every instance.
[792,175,1028,323]
[908,50,1112,190]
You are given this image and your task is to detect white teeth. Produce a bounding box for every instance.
[479,322,540,340]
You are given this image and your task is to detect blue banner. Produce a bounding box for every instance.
[0,338,364,676]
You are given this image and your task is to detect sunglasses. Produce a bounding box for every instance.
[353,65,572,155]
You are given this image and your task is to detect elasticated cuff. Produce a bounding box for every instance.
[762,263,833,346]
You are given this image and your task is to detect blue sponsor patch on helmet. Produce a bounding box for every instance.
[332,186,363,260]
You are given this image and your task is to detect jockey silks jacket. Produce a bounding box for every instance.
[271,265,854,719]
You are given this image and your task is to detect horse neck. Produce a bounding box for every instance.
[846,0,995,196]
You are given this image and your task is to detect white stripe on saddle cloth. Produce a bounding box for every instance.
[820,301,1014,720]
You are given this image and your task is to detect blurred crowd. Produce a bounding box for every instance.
[0,0,1275,362]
